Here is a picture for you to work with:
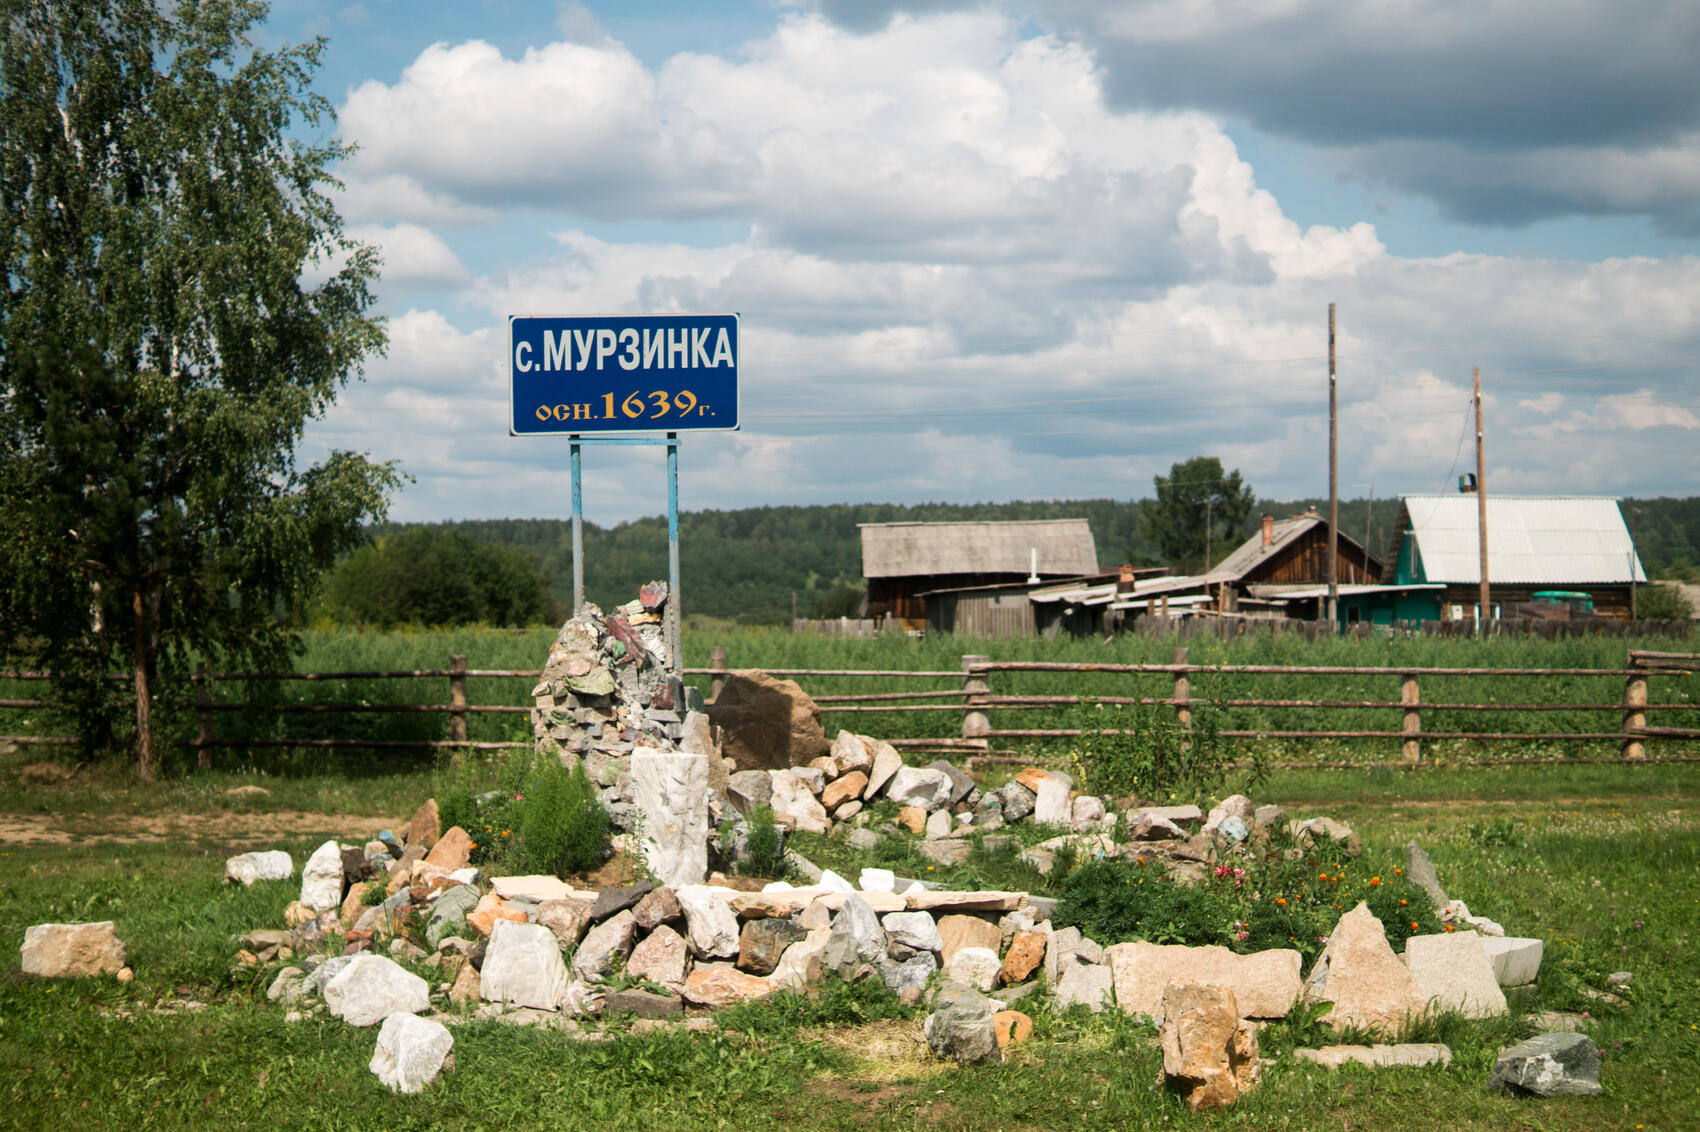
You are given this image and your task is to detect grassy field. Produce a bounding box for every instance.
[1,744,1697,1130]
[5,627,1696,772]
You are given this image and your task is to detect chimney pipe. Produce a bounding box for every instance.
[1261,515,1274,547]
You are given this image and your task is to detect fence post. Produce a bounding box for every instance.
[1400,673,1421,763]
[195,663,213,771]
[448,654,468,762]
[1171,646,1192,754]
[709,644,728,703]
[961,655,990,748]
[1622,654,1648,761]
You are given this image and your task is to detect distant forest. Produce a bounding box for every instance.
[366,495,1700,627]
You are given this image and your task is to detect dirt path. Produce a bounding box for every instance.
[0,808,399,846]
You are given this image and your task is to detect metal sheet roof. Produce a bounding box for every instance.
[1401,495,1647,585]
[859,520,1098,579]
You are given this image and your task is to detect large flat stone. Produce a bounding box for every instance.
[1295,1043,1452,1069]
[631,748,710,888]
[905,890,1026,914]
[1107,942,1302,1020]
[1402,931,1508,1018]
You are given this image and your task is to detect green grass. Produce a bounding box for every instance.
[5,762,1695,1129]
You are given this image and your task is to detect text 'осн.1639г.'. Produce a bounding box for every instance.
[509,313,739,435]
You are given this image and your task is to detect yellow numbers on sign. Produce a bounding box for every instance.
[536,391,709,423]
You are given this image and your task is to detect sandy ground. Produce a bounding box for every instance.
[0,809,398,846]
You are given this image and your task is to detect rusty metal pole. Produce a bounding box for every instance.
[1475,367,1490,630]
[1328,302,1339,625]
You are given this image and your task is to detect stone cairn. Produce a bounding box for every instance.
[530,583,699,779]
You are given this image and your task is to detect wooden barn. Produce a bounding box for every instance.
[860,519,1099,629]
[1387,494,1648,620]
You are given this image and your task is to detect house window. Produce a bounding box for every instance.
[1345,605,1361,623]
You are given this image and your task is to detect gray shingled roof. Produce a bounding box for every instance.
[859,520,1099,579]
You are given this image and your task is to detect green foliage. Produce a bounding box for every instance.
[1635,581,1694,620]
[0,0,396,776]
[1069,694,1259,806]
[438,749,610,877]
[731,805,788,878]
[1144,456,1258,573]
[1054,831,1440,963]
[318,527,555,627]
[715,973,914,1035]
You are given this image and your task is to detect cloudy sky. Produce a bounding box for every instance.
[271,0,1700,525]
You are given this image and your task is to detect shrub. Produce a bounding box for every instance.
[1053,830,1439,962]
[438,748,610,876]
[1069,693,1260,806]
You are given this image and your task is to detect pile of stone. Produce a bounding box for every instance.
[530,586,704,779]
[196,788,1597,1105]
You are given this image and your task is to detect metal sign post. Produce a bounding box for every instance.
[568,433,682,672]
[513,312,738,677]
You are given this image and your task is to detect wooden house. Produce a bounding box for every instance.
[860,519,1099,628]
[1386,494,1647,620]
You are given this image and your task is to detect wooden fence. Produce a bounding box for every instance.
[4,648,1697,768]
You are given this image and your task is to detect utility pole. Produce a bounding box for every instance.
[1327,302,1339,622]
[1474,366,1490,627]
[1204,497,1213,574]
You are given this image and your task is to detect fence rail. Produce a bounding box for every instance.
[3,648,1696,766]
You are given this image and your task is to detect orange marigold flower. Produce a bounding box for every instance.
[1399,899,1408,906]
[1444,924,1455,932]
[1370,877,1382,886]
[1275,897,1287,906]
[1394,867,1403,875]
[1410,921,1419,930]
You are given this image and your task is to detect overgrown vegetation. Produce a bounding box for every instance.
[437,749,610,877]
[1053,830,1440,963]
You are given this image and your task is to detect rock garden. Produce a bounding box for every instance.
[6,601,1691,1128]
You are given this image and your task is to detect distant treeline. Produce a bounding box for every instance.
[337,495,1700,627]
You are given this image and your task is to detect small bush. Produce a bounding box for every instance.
[437,748,610,877]
[1069,694,1261,806]
[1054,831,1439,962]
[741,805,787,877]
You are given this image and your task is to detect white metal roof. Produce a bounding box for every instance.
[1401,495,1647,585]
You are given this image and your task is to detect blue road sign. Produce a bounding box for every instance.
[509,313,739,435]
